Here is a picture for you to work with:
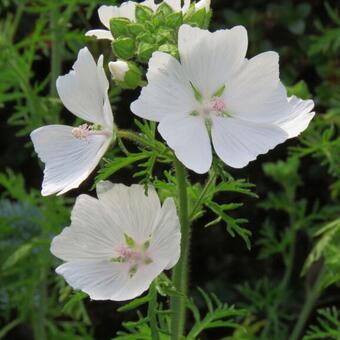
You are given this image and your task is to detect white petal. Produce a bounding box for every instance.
[182,0,191,13]
[85,29,114,40]
[211,117,288,168]
[118,1,137,21]
[224,52,290,123]
[158,115,212,174]
[131,51,196,121]
[98,5,120,28]
[111,260,166,301]
[96,182,162,243]
[141,0,158,11]
[150,198,181,270]
[56,260,129,300]
[30,125,111,196]
[164,0,181,11]
[195,0,210,11]
[50,194,124,262]
[56,47,113,129]
[277,96,315,138]
[178,24,248,97]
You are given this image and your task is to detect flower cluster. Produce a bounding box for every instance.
[30,0,314,301]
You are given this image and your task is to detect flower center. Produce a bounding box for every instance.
[111,234,152,278]
[211,97,226,113]
[72,123,111,140]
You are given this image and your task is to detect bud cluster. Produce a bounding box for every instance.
[110,2,211,63]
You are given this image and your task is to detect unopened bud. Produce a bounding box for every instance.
[108,61,143,89]
[108,60,129,82]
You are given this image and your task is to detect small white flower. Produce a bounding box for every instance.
[50,181,181,301]
[108,60,130,81]
[131,24,315,173]
[30,48,114,196]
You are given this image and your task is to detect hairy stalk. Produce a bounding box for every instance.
[50,6,63,97]
[189,172,216,221]
[289,265,325,340]
[171,158,190,340]
[148,282,160,340]
[117,130,149,146]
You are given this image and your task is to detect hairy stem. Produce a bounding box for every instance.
[171,158,190,340]
[148,282,160,340]
[50,6,63,97]
[289,265,325,340]
[189,172,216,221]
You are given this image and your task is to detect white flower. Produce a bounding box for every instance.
[108,60,129,81]
[194,0,210,11]
[131,24,315,173]
[30,47,114,196]
[50,181,181,301]
[85,0,209,41]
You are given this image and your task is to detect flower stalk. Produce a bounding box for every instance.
[171,158,191,339]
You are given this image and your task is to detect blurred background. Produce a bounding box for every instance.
[0,0,339,339]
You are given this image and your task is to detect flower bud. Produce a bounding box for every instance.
[108,60,129,82]
[112,37,135,60]
[108,60,143,89]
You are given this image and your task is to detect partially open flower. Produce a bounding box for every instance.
[51,181,181,301]
[30,48,114,196]
[131,24,315,173]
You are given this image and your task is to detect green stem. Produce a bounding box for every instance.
[189,172,216,221]
[289,265,325,340]
[171,158,190,340]
[50,6,63,97]
[148,282,160,340]
[117,130,149,146]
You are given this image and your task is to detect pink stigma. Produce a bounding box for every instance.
[211,97,226,112]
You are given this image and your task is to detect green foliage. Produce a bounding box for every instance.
[1,0,340,339]
[304,307,340,340]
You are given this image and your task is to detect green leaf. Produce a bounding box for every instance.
[2,242,34,270]
[117,295,150,312]
[95,153,149,184]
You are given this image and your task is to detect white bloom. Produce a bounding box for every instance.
[30,48,114,196]
[85,0,208,41]
[108,60,129,81]
[131,24,315,173]
[50,181,181,301]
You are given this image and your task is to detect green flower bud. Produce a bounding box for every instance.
[135,4,154,23]
[112,37,135,60]
[166,12,183,29]
[158,43,179,58]
[110,17,131,38]
[155,2,174,17]
[137,42,156,63]
[156,28,174,45]
[128,23,145,36]
[184,2,211,28]
[108,60,144,90]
